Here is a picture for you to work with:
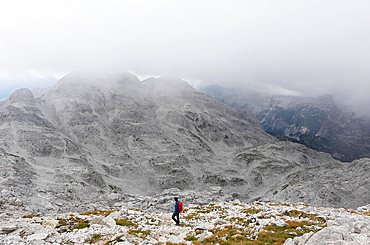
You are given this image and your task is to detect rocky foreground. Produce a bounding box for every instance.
[1,188,370,245]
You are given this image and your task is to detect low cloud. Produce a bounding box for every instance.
[1,1,369,113]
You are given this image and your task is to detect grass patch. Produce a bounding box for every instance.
[128,229,151,239]
[80,209,119,217]
[200,225,250,244]
[23,214,40,219]
[184,212,200,220]
[228,217,249,226]
[85,234,101,243]
[115,218,137,227]
[56,216,90,232]
[184,235,198,241]
[187,204,328,245]
[193,205,225,213]
[105,234,125,245]
[283,210,326,223]
[256,231,293,244]
[258,220,326,244]
[73,221,90,230]
[269,203,292,207]
[242,207,263,214]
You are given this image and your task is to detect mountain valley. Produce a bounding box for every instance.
[199,85,370,162]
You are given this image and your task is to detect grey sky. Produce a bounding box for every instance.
[1,1,370,112]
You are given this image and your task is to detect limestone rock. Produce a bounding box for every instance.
[168,235,186,244]
[214,218,229,225]
[116,242,133,245]
[1,224,18,234]
[90,216,116,228]
[27,232,49,241]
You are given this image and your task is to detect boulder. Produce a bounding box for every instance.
[214,218,228,225]
[27,232,49,241]
[90,216,116,228]
[1,224,18,234]
[116,242,132,245]
[168,235,185,244]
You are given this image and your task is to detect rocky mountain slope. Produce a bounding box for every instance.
[1,72,370,216]
[199,85,370,162]
[0,71,273,213]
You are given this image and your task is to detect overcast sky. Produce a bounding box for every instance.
[1,1,370,112]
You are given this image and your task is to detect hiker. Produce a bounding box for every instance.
[172,197,182,225]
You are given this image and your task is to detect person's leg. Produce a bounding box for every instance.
[172,213,178,224]
[176,213,180,225]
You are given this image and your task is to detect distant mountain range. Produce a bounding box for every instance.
[0,72,369,214]
[199,85,370,162]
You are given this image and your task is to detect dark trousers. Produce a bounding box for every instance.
[172,212,180,224]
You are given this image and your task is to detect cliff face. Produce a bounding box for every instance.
[199,85,370,162]
[1,73,369,214]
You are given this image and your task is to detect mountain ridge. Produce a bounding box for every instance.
[0,72,369,215]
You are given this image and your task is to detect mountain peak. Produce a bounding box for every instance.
[9,88,35,104]
[57,70,140,88]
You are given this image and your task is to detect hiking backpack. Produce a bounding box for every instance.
[178,201,183,213]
